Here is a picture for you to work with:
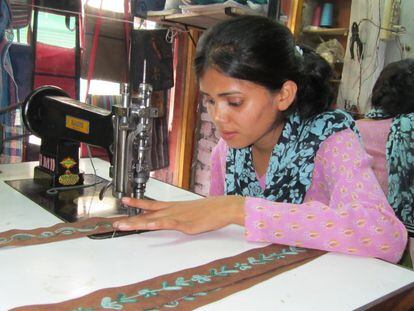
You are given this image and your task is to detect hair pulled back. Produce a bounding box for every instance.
[371,59,414,116]
[194,15,334,119]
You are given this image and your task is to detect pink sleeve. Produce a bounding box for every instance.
[244,129,407,263]
[208,139,227,196]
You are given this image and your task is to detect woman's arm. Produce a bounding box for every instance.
[113,130,406,263]
[244,129,407,263]
[112,139,245,234]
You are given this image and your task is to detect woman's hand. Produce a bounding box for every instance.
[113,195,245,234]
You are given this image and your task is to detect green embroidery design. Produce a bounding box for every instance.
[0,222,113,247]
[74,246,306,310]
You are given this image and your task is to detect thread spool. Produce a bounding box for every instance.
[320,3,334,27]
[312,5,322,27]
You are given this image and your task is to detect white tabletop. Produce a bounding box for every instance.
[1,159,414,310]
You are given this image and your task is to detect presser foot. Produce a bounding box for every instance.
[88,230,146,239]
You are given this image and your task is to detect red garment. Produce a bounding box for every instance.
[33,42,77,98]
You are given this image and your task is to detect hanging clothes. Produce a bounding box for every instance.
[150,90,169,170]
[9,0,32,29]
[9,42,33,102]
[130,28,174,92]
[81,5,128,83]
[1,0,24,163]
[34,0,81,14]
[0,0,13,122]
[0,123,23,163]
[33,42,77,98]
[131,0,166,17]
[130,29,173,170]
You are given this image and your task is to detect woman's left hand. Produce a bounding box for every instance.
[113,195,245,234]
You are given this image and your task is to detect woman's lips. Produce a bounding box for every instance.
[220,131,237,140]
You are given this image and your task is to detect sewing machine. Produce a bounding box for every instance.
[8,74,158,223]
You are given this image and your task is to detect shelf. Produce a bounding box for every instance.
[147,6,264,29]
[302,26,349,36]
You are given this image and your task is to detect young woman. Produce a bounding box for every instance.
[114,16,407,263]
[356,59,414,264]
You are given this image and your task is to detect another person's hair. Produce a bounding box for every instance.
[371,58,414,116]
[194,15,334,119]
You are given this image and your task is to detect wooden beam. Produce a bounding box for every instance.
[288,0,303,38]
[177,29,200,189]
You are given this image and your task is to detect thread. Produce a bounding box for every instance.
[311,5,322,27]
[320,3,334,27]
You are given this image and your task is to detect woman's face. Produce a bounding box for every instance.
[199,68,284,149]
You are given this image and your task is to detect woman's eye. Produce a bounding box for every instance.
[203,97,215,105]
[229,101,241,107]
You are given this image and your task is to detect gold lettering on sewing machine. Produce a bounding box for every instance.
[66,115,90,134]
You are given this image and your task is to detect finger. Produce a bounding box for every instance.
[113,215,180,231]
[113,215,155,231]
[121,198,173,211]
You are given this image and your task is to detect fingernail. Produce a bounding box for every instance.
[113,222,130,230]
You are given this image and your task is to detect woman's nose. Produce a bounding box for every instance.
[210,102,229,124]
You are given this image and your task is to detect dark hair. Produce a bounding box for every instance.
[194,15,334,119]
[371,59,414,116]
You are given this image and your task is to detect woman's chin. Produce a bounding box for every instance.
[224,140,249,149]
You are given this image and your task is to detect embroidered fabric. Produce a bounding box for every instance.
[225,109,357,203]
[0,217,125,248]
[386,113,414,228]
[12,244,324,310]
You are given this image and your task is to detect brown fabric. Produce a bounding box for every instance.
[9,0,32,29]
[150,90,170,170]
[81,6,128,83]
[34,0,81,14]
[130,29,174,92]
[12,244,325,310]
[0,217,125,248]
[152,90,165,117]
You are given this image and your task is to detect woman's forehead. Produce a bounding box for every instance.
[199,68,257,94]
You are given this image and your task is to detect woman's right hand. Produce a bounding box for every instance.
[113,195,246,234]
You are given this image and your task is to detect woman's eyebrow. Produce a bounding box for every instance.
[200,90,243,97]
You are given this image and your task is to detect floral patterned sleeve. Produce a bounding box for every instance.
[244,129,407,263]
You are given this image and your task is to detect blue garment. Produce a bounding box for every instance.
[0,1,24,163]
[0,0,11,40]
[0,38,13,125]
[9,43,33,102]
[225,110,357,203]
[364,107,393,120]
[386,113,414,229]
[1,0,15,126]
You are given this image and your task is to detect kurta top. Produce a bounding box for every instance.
[356,118,392,195]
[209,129,407,263]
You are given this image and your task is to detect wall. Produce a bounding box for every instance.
[338,0,386,114]
[340,0,412,114]
[383,0,414,65]
[191,100,219,196]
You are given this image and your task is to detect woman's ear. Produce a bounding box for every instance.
[274,80,297,111]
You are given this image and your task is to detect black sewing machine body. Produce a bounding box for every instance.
[22,86,113,188]
[13,82,155,227]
